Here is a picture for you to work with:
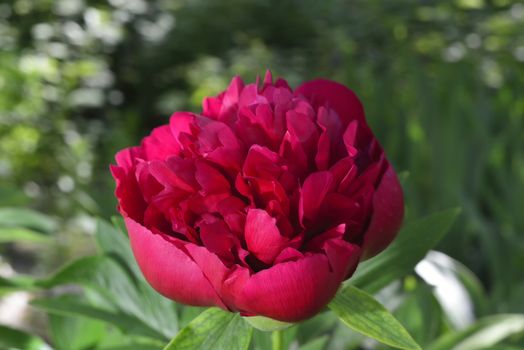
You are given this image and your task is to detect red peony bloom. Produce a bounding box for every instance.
[110,72,403,322]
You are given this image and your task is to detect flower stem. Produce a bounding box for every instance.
[272,330,283,350]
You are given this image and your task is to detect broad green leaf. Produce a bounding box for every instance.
[31,296,165,339]
[427,314,524,350]
[95,218,141,277]
[178,305,206,328]
[0,324,52,350]
[163,308,252,350]
[0,227,51,244]
[329,285,421,350]
[351,208,461,293]
[48,313,106,350]
[38,255,177,339]
[0,207,56,233]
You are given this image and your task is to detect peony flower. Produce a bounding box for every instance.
[110,71,404,323]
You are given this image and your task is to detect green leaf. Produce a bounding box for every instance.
[100,345,162,350]
[0,324,52,350]
[178,305,205,328]
[0,207,56,233]
[243,315,293,331]
[427,314,524,350]
[351,208,461,293]
[300,336,330,350]
[393,282,444,347]
[329,285,421,350]
[48,313,106,350]
[296,311,338,345]
[31,296,165,339]
[0,227,51,244]
[95,218,141,278]
[38,255,178,339]
[163,308,253,350]
[95,220,180,335]
[0,275,36,293]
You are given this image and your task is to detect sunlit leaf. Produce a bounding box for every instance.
[0,227,51,244]
[329,285,421,350]
[163,308,252,350]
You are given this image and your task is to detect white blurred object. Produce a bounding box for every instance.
[0,292,31,327]
[415,251,475,329]
[0,260,31,328]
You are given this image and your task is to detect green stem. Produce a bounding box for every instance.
[271,330,283,350]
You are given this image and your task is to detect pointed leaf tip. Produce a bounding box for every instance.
[329,285,421,350]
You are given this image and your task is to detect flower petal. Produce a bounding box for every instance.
[245,209,289,265]
[299,171,334,225]
[233,240,360,322]
[141,125,180,161]
[295,79,366,126]
[111,147,146,221]
[125,217,226,308]
[361,165,404,259]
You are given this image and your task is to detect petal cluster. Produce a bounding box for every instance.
[111,71,403,322]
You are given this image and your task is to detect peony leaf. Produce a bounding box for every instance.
[427,314,524,350]
[329,285,421,350]
[31,295,165,340]
[37,255,178,339]
[0,207,56,233]
[243,315,293,331]
[95,218,142,278]
[48,312,106,350]
[0,275,36,293]
[163,308,253,350]
[0,227,52,244]
[351,207,461,293]
[0,324,52,350]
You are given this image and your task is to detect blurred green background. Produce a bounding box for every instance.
[1,0,524,349]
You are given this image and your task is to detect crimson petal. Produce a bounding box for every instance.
[245,209,289,265]
[295,79,366,126]
[233,240,360,322]
[361,165,404,259]
[125,217,226,309]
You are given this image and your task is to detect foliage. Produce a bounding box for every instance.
[1,0,524,349]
